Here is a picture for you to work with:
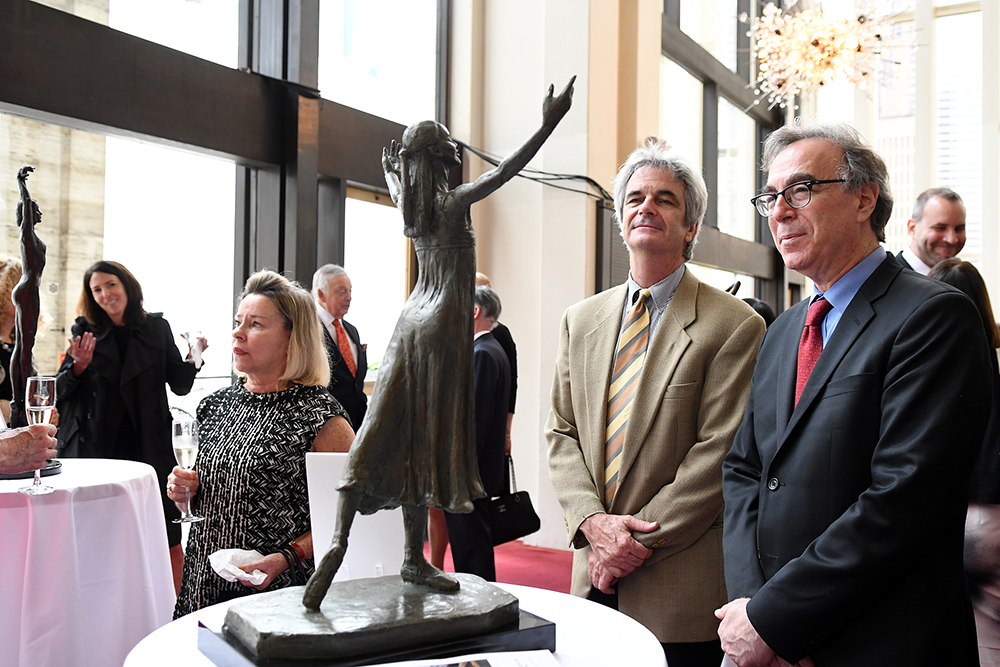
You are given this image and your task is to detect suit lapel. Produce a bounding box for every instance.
[582,285,628,485]
[779,257,897,446]
[616,271,696,485]
[775,301,808,433]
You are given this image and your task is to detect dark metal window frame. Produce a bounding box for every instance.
[0,0,440,303]
[662,0,786,309]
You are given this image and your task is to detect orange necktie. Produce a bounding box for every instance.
[334,319,356,377]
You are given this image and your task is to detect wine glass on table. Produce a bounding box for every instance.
[19,376,56,495]
[172,419,203,523]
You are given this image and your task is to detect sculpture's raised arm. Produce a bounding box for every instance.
[453,76,575,208]
[17,166,34,195]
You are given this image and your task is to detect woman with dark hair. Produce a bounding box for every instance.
[929,258,1000,664]
[55,260,207,590]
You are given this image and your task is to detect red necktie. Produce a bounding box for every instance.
[795,297,833,406]
[333,319,356,377]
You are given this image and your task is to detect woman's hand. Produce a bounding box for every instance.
[68,332,96,376]
[186,336,208,366]
[167,466,199,510]
[237,552,288,591]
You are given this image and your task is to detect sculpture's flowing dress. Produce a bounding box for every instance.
[338,194,482,515]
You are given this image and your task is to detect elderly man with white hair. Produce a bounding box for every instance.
[312,264,367,429]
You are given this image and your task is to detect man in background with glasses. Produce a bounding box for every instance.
[897,187,967,275]
[718,122,992,666]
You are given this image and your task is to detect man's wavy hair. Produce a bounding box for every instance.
[762,121,893,242]
[612,137,707,261]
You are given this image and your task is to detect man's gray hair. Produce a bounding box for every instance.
[312,264,347,300]
[912,187,965,221]
[612,137,707,261]
[474,285,502,324]
[762,121,893,243]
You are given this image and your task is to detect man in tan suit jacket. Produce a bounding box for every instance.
[546,138,764,667]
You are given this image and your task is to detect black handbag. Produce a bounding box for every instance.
[488,455,541,546]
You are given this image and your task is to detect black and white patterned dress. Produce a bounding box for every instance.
[173,382,346,618]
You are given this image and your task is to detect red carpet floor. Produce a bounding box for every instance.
[424,540,573,594]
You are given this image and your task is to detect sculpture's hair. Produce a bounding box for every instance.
[612,137,707,261]
[928,259,1000,349]
[79,261,146,328]
[239,270,330,388]
[0,258,21,341]
[311,264,347,300]
[912,187,965,222]
[762,121,893,243]
[399,120,452,237]
[474,285,502,324]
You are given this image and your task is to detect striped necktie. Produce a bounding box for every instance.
[333,319,357,377]
[604,289,651,508]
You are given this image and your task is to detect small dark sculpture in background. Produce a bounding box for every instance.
[10,167,45,428]
[302,77,575,612]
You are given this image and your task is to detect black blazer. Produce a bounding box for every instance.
[473,332,510,497]
[322,319,367,430]
[55,314,198,538]
[723,255,991,665]
[895,249,913,270]
[490,322,517,414]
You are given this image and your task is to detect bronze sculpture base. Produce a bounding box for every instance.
[223,574,526,661]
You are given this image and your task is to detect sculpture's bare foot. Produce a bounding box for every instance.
[302,545,345,612]
[400,559,460,592]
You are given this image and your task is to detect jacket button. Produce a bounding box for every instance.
[767,478,779,491]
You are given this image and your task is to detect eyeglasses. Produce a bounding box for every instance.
[750,179,847,217]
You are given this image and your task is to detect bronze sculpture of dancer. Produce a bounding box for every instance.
[303,78,574,612]
[10,166,45,428]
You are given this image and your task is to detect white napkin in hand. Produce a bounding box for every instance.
[209,549,268,586]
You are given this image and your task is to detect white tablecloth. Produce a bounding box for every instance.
[125,582,666,666]
[0,458,176,667]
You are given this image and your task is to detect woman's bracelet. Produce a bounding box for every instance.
[289,540,306,561]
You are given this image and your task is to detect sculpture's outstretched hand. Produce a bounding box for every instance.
[17,166,34,183]
[542,76,576,128]
[382,139,402,179]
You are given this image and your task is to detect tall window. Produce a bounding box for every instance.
[717,97,757,242]
[660,58,703,170]
[342,195,408,378]
[935,10,982,262]
[318,0,437,126]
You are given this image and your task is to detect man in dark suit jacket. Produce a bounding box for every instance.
[312,265,368,429]
[718,122,993,666]
[444,285,510,581]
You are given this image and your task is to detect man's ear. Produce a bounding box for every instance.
[906,217,918,238]
[856,182,878,223]
[473,305,481,320]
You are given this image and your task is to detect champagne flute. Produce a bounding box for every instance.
[19,376,56,495]
[172,419,204,523]
[182,330,204,367]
